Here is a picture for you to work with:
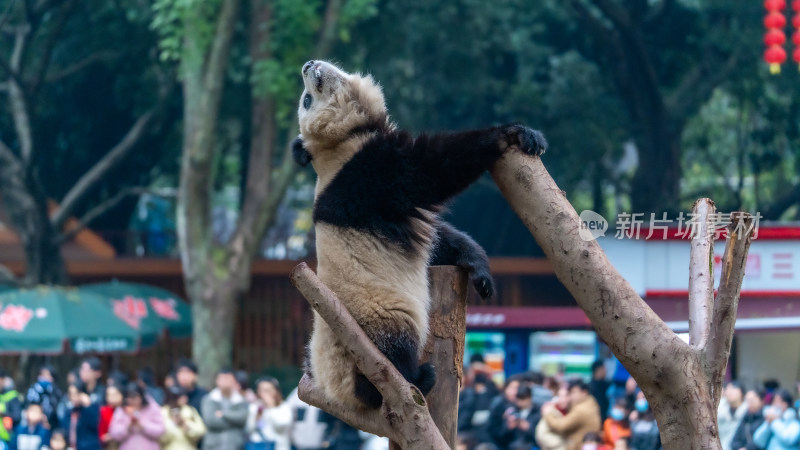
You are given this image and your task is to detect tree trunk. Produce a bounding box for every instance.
[630,119,682,213]
[420,266,468,448]
[191,284,238,388]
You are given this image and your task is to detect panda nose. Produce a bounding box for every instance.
[303,60,315,75]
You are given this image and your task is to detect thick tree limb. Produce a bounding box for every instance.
[51,110,157,230]
[290,263,449,450]
[708,212,753,405]
[491,152,752,449]
[688,198,715,348]
[490,153,690,389]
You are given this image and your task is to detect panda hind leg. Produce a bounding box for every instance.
[353,330,436,408]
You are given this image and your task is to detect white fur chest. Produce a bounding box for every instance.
[314,223,432,344]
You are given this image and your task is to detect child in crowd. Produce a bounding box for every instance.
[12,403,50,450]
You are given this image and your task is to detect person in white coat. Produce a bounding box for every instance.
[718,381,747,450]
[246,377,292,450]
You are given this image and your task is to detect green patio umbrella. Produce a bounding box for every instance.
[81,281,192,338]
[0,286,159,354]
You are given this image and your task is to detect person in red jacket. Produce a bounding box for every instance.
[98,385,123,449]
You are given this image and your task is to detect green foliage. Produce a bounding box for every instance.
[250,0,377,123]
[151,0,223,66]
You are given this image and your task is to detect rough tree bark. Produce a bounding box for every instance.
[177,0,345,386]
[490,152,753,449]
[291,263,466,450]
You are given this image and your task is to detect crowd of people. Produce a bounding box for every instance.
[3,355,800,450]
[0,358,385,450]
[456,357,800,450]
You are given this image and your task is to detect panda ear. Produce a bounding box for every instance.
[292,135,312,167]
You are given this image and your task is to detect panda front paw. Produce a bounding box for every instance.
[472,271,495,299]
[504,124,547,156]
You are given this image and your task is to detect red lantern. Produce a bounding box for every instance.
[794,14,800,28]
[765,11,788,28]
[794,30,800,45]
[765,28,787,45]
[766,0,787,9]
[765,45,788,73]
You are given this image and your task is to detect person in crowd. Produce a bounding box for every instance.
[246,377,292,450]
[541,379,601,450]
[602,398,630,447]
[0,370,22,447]
[719,381,747,450]
[11,403,50,450]
[358,431,388,450]
[163,373,176,392]
[526,371,556,409]
[474,444,499,450]
[455,432,478,450]
[731,389,765,450]
[105,372,128,391]
[136,369,164,406]
[235,371,256,404]
[46,429,66,450]
[24,366,61,429]
[543,377,561,396]
[98,384,123,450]
[536,386,569,450]
[319,411,362,450]
[613,437,629,450]
[486,374,523,448]
[78,359,105,406]
[200,368,248,450]
[589,361,611,422]
[160,385,206,450]
[175,360,207,413]
[55,371,79,428]
[285,387,327,450]
[108,383,165,450]
[763,380,780,406]
[753,388,800,450]
[65,381,102,450]
[457,372,498,440]
[627,392,660,450]
[498,384,539,450]
[579,432,605,450]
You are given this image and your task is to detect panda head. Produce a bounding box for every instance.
[297,60,389,155]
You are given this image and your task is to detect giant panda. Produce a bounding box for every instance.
[295,60,547,410]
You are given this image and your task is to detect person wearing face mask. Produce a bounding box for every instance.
[0,370,22,448]
[602,398,630,447]
[752,389,800,450]
[627,392,660,450]
[24,365,61,430]
[718,381,747,450]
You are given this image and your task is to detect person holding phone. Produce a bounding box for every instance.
[160,386,205,450]
[107,383,164,450]
[245,377,292,450]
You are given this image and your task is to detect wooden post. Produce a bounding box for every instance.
[390,266,468,450]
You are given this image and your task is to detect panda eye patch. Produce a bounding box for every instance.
[303,93,313,109]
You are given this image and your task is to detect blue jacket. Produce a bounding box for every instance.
[67,404,102,450]
[10,423,50,450]
[753,408,800,450]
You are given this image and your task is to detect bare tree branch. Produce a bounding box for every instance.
[688,198,715,349]
[29,0,74,95]
[707,212,753,406]
[8,26,33,163]
[42,50,119,84]
[666,47,741,121]
[290,263,449,450]
[53,187,175,245]
[51,110,156,230]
